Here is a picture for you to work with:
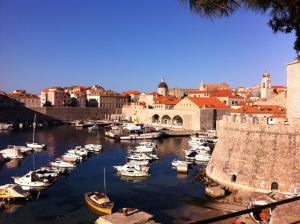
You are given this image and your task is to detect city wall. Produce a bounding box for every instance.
[206,115,300,194]
[0,107,122,122]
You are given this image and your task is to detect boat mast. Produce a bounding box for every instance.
[32,113,36,143]
[104,167,107,197]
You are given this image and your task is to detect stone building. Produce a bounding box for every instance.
[206,60,300,194]
[168,87,198,98]
[9,90,40,107]
[123,96,228,131]
[87,91,128,108]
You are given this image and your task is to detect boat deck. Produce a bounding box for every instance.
[95,209,154,224]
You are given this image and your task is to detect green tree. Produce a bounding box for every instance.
[185,0,300,55]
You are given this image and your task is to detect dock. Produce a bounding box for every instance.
[95,209,154,224]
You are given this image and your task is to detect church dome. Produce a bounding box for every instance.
[158,77,168,89]
[263,72,270,78]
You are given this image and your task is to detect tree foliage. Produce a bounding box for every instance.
[186,0,300,55]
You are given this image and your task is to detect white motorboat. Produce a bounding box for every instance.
[185,151,198,161]
[68,147,89,157]
[26,142,46,149]
[26,114,46,149]
[0,123,13,130]
[120,132,162,140]
[120,168,150,177]
[171,159,191,167]
[12,171,51,191]
[6,145,33,154]
[195,153,211,162]
[0,148,24,159]
[127,159,149,166]
[127,153,152,161]
[133,145,155,153]
[85,144,102,152]
[50,159,76,168]
[113,162,149,173]
[61,153,83,163]
[35,168,59,178]
[138,141,157,148]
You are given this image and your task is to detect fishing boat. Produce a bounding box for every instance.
[61,152,83,163]
[68,147,89,157]
[0,184,30,201]
[84,168,114,215]
[12,171,52,191]
[133,145,155,153]
[26,114,46,149]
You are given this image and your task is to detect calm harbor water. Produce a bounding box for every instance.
[0,126,206,224]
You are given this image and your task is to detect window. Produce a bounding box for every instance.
[231,174,237,182]
[271,182,279,191]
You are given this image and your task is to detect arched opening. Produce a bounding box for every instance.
[271,182,279,191]
[152,114,160,124]
[161,115,171,125]
[173,115,183,126]
[231,174,237,182]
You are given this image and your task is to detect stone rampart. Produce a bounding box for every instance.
[0,107,122,122]
[207,114,300,194]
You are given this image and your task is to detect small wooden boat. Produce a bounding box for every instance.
[84,168,114,215]
[84,192,114,215]
[0,184,30,201]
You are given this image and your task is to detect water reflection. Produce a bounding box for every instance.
[6,159,22,169]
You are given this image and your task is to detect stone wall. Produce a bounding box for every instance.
[287,60,300,121]
[206,114,300,194]
[0,107,122,122]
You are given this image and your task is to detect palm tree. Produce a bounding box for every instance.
[184,0,300,55]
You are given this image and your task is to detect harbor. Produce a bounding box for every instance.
[0,125,213,224]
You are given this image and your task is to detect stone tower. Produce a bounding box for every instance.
[287,60,300,122]
[260,72,271,100]
[157,77,168,96]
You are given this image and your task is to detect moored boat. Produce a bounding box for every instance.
[0,184,30,200]
[12,171,52,191]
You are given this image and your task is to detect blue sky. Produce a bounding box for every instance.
[0,0,296,94]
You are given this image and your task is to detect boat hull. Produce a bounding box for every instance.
[84,193,113,215]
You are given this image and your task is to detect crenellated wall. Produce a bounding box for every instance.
[206,114,300,194]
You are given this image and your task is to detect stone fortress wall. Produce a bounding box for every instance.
[206,114,300,194]
[206,60,300,194]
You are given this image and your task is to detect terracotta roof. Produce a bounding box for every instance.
[9,93,39,99]
[230,105,286,114]
[154,96,180,105]
[188,97,229,109]
[271,85,287,89]
[127,90,141,95]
